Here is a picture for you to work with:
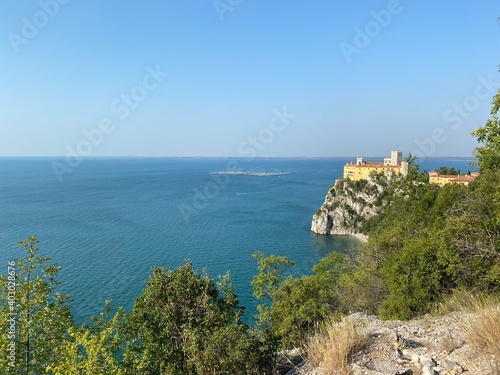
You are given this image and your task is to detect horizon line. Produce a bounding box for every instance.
[0,155,477,159]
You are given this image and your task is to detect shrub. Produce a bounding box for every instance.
[253,252,349,349]
[124,262,270,374]
[190,325,274,375]
[380,237,442,320]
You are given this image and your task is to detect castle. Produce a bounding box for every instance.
[343,151,408,181]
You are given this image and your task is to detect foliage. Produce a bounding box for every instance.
[337,242,387,315]
[190,325,275,375]
[0,236,73,374]
[2,241,276,375]
[47,301,126,374]
[436,166,460,175]
[251,251,295,328]
[124,261,272,374]
[472,67,500,172]
[252,251,348,348]
[380,237,442,319]
[438,170,500,292]
[341,163,500,319]
[271,275,331,347]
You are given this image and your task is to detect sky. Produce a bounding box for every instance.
[0,0,499,158]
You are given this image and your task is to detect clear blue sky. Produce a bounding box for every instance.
[1,0,499,157]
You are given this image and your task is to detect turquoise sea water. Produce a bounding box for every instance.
[0,157,475,323]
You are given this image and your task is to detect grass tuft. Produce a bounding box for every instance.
[463,300,500,356]
[303,317,366,375]
[437,290,500,356]
[436,289,500,315]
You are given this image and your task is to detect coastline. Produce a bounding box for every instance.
[353,233,368,243]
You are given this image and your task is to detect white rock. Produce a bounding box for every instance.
[311,177,388,235]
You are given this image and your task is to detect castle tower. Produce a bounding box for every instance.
[390,151,402,166]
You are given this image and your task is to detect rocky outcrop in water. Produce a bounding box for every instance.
[311,176,389,236]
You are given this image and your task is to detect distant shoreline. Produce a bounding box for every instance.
[0,156,477,160]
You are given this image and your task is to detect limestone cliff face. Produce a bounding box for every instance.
[311,176,388,235]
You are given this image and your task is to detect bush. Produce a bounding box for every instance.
[337,244,387,315]
[190,325,275,375]
[125,261,272,374]
[380,237,442,320]
[271,275,331,348]
[253,252,349,349]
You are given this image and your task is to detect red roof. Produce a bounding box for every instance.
[345,162,399,168]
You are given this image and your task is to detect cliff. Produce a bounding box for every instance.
[311,175,389,236]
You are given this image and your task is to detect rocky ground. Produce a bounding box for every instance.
[280,311,498,375]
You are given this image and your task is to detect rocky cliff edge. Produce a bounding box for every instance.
[311,176,389,236]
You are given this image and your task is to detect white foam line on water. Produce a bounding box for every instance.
[236,190,290,196]
[209,171,289,177]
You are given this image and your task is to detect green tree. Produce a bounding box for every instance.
[124,261,270,374]
[0,236,73,374]
[380,237,442,320]
[472,67,500,171]
[337,241,388,315]
[436,167,459,175]
[270,275,337,348]
[250,251,295,327]
[47,301,126,375]
[344,175,461,319]
[439,171,500,291]
[252,251,348,348]
[189,325,274,375]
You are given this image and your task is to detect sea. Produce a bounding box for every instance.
[0,157,475,324]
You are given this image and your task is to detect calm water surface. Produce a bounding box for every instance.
[0,157,474,323]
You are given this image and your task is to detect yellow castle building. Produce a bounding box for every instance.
[343,151,409,181]
[428,171,480,187]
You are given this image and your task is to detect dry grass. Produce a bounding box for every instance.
[303,318,366,375]
[489,359,500,375]
[441,291,500,357]
[437,289,488,314]
[463,300,500,356]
